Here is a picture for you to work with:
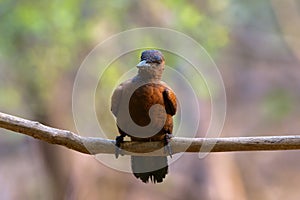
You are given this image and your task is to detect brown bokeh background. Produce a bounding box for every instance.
[1,1,300,199]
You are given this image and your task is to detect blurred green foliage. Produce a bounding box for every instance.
[262,89,293,121]
[0,0,228,120]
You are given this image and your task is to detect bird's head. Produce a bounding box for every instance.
[136,50,165,80]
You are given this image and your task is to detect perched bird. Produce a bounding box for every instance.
[111,50,177,183]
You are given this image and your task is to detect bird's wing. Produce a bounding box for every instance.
[161,83,177,116]
[111,83,123,117]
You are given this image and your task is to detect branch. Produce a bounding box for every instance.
[1,111,300,156]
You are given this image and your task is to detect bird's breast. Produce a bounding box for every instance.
[129,83,165,126]
[116,82,173,141]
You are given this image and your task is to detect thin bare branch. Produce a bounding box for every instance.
[1,111,300,156]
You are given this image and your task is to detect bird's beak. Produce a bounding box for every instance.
[136,60,150,68]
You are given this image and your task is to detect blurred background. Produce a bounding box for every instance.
[1,0,300,199]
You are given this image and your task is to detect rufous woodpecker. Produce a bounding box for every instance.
[111,50,177,183]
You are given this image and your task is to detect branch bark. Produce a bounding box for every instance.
[1,111,300,156]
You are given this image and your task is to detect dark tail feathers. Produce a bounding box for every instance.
[131,156,168,183]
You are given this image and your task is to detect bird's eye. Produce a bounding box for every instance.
[153,60,162,64]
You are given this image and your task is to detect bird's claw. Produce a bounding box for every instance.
[164,144,173,158]
[164,133,173,158]
[115,147,124,158]
[115,135,125,159]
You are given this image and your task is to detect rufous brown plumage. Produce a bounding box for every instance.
[111,50,177,183]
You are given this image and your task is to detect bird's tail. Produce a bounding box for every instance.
[131,156,168,183]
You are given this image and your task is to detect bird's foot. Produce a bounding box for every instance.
[115,135,125,158]
[164,133,173,158]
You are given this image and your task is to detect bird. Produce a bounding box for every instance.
[111,49,177,183]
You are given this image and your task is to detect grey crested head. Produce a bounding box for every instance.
[136,50,165,81]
